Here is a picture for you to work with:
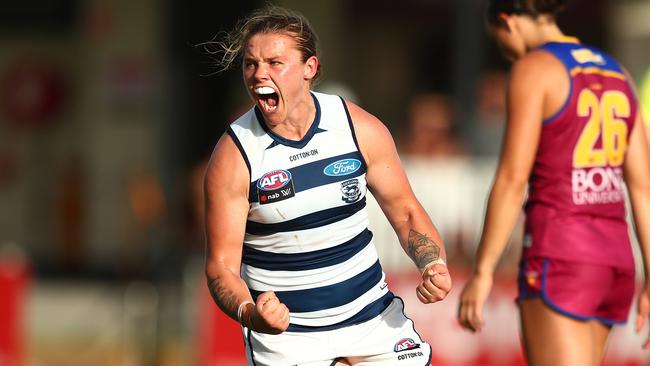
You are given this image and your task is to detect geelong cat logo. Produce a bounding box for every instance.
[341,179,361,203]
[257,170,292,191]
[323,159,361,176]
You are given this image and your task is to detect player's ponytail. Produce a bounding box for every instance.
[487,0,567,25]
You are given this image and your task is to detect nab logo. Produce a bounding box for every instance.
[258,170,292,191]
[323,159,361,176]
[393,338,419,353]
[256,169,296,205]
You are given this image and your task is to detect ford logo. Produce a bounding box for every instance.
[323,159,361,176]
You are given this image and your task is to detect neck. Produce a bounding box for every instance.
[526,21,565,51]
[273,92,316,140]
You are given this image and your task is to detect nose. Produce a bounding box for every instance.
[253,63,269,81]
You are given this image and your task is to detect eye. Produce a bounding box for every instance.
[270,61,282,66]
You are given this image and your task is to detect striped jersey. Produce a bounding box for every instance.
[523,38,639,269]
[227,91,393,332]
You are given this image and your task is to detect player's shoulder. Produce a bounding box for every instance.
[344,100,387,132]
[515,49,564,75]
[207,132,238,169]
[510,49,565,89]
[203,131,250,199]
[343,99,396,167]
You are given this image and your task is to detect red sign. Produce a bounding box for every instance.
[0,257,31,366]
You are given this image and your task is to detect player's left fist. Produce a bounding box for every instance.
[416,262,452,304]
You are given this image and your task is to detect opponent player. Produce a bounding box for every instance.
[457,0,650,364]
[203,5,451,365]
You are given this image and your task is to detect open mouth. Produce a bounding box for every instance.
[255,86,279,113]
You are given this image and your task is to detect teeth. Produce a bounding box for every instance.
[255,86,275,95]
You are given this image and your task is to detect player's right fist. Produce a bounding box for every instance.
[249,291,290,334]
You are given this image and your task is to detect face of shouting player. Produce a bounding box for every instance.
[243,32,318,128]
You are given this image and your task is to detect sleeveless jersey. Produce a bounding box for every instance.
[227,91,393,332]
[523,39,639,269]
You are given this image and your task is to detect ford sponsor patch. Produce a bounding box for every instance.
[323,158,361,176]
[257,169,295,204]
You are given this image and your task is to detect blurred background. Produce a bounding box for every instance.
[1,0,650,365]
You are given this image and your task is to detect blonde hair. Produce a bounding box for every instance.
[199,4,322,83]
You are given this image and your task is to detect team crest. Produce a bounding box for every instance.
[340,179,361,203]
[526,270,540,290]
[257,169,295,205]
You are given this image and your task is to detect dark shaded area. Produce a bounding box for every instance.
[165,0,260,167]
[0,0,80,32]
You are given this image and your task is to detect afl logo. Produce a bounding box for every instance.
[257,170,292,191]
[323,159,361,176]
[393,338,419,352]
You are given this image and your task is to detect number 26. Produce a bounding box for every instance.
[573,89,630,168]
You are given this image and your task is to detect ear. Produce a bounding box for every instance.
[304,56,318,80]
[498,13,516,33]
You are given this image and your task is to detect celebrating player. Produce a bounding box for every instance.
[203,5,451,365]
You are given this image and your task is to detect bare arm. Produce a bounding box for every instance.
[458,51,564,332]
[472,54,552,276]
[204,133,289,333]
[625,111,650,348]
[347,101,451,303]
[626,112,650,278]
[204,133,253,321]
[646,118,650,153]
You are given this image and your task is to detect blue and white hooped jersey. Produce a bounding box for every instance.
[227,91,393,332]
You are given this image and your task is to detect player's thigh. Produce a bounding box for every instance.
[342,297,431,366]
[246,329,338,366]
[590,320,612,365]
[520,297,601,366]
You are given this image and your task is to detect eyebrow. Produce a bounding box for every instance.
[243,55,282,63]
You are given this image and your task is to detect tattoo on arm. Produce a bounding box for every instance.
[407,229,441,271]
[208,277,239,319]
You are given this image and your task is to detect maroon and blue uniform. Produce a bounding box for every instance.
[518,38,640,324]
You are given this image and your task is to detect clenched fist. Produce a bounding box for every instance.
[245,291,290,334]
[417,262,452,304]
